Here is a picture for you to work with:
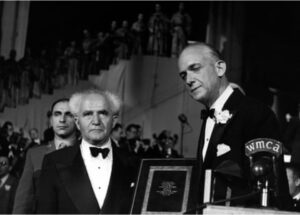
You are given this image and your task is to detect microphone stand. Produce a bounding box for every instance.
[180,122,185,156]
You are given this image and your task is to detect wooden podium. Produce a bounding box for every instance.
[203,205,300,214]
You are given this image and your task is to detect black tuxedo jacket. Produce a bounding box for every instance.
[197,89,292,210]
[36,140,139,214]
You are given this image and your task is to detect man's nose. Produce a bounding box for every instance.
[59,115,66,122]
[186,71,195,87]
[92,114,101,124]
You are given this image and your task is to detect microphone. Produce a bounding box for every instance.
[245,138,283,208]
[178,113,189,125]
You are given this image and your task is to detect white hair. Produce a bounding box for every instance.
[69,89,122,116]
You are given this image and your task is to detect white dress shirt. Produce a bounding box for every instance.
[80,138,113,209]
[202,85,234,160]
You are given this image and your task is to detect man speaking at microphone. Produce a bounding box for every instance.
[37,89,139,214]
[177,42,292,210]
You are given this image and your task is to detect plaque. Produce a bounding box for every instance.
[130,159,197,214]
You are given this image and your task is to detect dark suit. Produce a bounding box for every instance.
[0,174,18,214]
[36,140,139,214]
[197,89,292,210]
[13,142,56,213]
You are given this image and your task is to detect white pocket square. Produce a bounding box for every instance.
[217,143,231,157]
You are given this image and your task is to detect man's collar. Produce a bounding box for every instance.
[294,192,300,200]
[81,138,112,150]
[0,174,9,186]
[54,136,77,150]
[210,85,234,111]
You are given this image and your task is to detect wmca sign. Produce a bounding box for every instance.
[245,138,282,158]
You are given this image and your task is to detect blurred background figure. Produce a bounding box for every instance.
[64,40,80,85]
[147,4,170,56]
[283,103,300,159]
[170,2,192,57]
[26,128,43,150]
[0,149,19,214]
[115,20,133,61]
[5,49,21,108]
[119,123,140,154]
[131,13,147,55]
[80,29,93,80]
[286,161,300,212]
[152,130,180,158]
[110,123,123,147]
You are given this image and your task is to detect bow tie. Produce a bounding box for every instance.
[201,108,215,120]
[90,147,110,159]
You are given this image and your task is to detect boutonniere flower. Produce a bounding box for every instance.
[4,185,11,191]
[214,110,232,124]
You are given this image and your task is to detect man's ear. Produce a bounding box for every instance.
[295,178,300,187]
[74,116,80,130]
[50,117,53,127]
[112,115,119,128]
[215,60,226,77]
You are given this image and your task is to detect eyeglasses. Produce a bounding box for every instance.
[0,161,8,167]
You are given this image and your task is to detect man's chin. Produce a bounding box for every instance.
[190,93,204,102]
[56,132,72,138]
[90,136,109,145]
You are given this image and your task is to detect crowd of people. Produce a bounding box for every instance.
[0,3,192,113]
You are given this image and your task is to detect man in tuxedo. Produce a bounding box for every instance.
[177,42,292,210]
[37,89,138,214]
[0,149,18,214]
[13,98,77,213]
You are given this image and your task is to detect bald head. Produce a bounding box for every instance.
[177,42,228,107]
[179,43,222,64]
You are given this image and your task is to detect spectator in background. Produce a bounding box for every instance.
[81,29,93,79]
[170,2,192,57]
[26,128,43,150]
[38,49,52,94]
[5,49,21,108]
[53,40,67,88]
[65,40,80,85]
[0,55,7,112]
[111,123,123,148]
[286,161,300,212]
[0,149,19,214]
[148,4,170,56]
[119,124,140,154]
[0,121,19,155]
[115,20,133,61]
[131,13,147,55]
[102,21,118,69]
[283,104,300,160]
[91,32,106,74]
[43,110,54,143]
[18,48,33,105]
[152,130,180,158]
[13,98,78,213]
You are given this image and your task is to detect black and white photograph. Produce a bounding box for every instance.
[1,1,300,214]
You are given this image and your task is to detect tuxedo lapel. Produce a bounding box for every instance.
[57,145,100,214]
[197,119,207,164]
[101,142,127,214]
[203,89,244,168]
[203,123,227,167]
[46,141,56,153]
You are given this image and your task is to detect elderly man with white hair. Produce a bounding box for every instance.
[37,89,139,214]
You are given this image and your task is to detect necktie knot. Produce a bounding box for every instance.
[90,147,110,159]
[201,108,215,120]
